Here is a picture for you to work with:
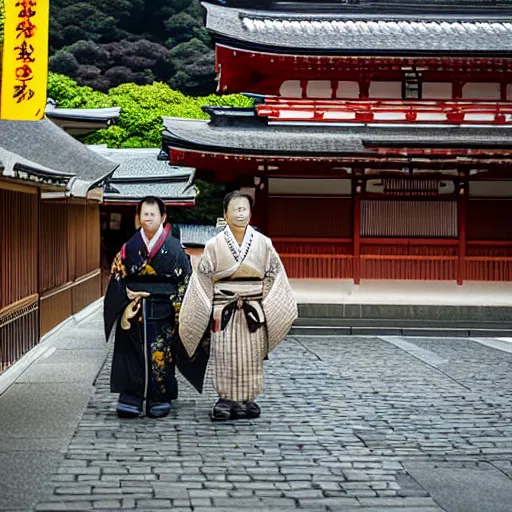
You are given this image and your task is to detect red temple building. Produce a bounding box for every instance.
[163,0,512,284]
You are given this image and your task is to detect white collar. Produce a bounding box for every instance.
[224,225,254,262]
[141,223,164,253]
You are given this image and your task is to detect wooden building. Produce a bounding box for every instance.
[162,0,512,284]
[0,118,117,372]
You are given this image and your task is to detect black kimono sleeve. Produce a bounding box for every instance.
[104,249,130,342]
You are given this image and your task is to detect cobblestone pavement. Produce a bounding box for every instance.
[35,330,512,511]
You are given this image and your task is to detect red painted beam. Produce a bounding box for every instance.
[215,44,512,96]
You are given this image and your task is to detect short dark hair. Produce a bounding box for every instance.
[137,196,167,216]
[223,190,253,213]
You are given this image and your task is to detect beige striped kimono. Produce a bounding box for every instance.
[179,226,298,401]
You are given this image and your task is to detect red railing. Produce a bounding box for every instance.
[274,238,512,282]
[258,99,512,125]
[274,238,353,279]
[360,239,458,281]
[465,241,512,281]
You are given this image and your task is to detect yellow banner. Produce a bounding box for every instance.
[1,0,50,120]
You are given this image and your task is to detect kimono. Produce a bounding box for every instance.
[104,224,191,406]
[179,225,298,402]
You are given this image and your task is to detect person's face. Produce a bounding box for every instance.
[139,202,165,236]
[225,197,251,229]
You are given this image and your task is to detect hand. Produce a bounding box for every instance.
[120,298,141,330]
[126,287,150,301]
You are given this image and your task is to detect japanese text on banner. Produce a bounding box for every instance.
[1,0,50,120]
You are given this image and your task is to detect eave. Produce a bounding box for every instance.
[204,2,512,56]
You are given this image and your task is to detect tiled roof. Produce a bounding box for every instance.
[177,224,218,247]
[203,2,512,54]
[104,180,196,203]
[110,157,193,180]
[163,115,367,156]
[95,150,198,203]
[0,118,117,184]
[163,109,512,156]
[0,147,75,188]
[45,105,121,122]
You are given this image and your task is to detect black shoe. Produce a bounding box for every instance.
[147,401,172,419]
[244,400,261,419]
[209,399,234,421]
[116,394,143,418]
[231,401,248,419]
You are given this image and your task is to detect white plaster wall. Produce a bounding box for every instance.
[306,81,332,98]
[422,82,452,99]
[336,81,360,99]
[469,181,512,197]
[462,83,501,99]
[278,110,314,119]
[279,80,302,98]
[268,178,352,196]
[369,81,402,99]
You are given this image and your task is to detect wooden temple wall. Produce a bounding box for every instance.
[465,199,512,282]
[40,201,102,336]
[0,187,39,373]
[1,184,103,372]
[266,182,512,282]
[268,196,353,278]
[359,200,458,281]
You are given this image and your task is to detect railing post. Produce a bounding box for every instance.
[457,173,468,285]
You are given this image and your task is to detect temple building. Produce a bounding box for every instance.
[162,0,512,284]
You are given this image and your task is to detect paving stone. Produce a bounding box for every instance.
[36,502,93,511]
[93,500,122,509]
[135,499,172,508]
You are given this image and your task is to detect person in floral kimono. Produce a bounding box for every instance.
[104,196,191,418]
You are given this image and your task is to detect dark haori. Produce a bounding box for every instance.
[104,196,207,419]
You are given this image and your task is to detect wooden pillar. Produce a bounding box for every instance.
[457,173,468,285]
[353,175,363,284]
[253,174,268,235]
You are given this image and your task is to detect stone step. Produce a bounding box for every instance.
[295,317,512,328]
[297,303,512,323]
[290,322,512,338]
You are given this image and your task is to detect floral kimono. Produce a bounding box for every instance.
[179,225,297,403]
[104,224,191,409]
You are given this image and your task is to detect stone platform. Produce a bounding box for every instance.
[290,280,512,337]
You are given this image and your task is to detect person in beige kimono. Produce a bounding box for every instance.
[179,190,297,421]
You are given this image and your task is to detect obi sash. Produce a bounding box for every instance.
[213,280,265,334]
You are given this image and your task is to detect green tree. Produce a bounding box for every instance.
[48,0,217,95]
[47,73,252,148]
[166,38,215,95]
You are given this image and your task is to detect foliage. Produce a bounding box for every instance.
[49,0,216,95]
[47,72,251,224]
[168,178,227,227]
[48,73,252,147]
